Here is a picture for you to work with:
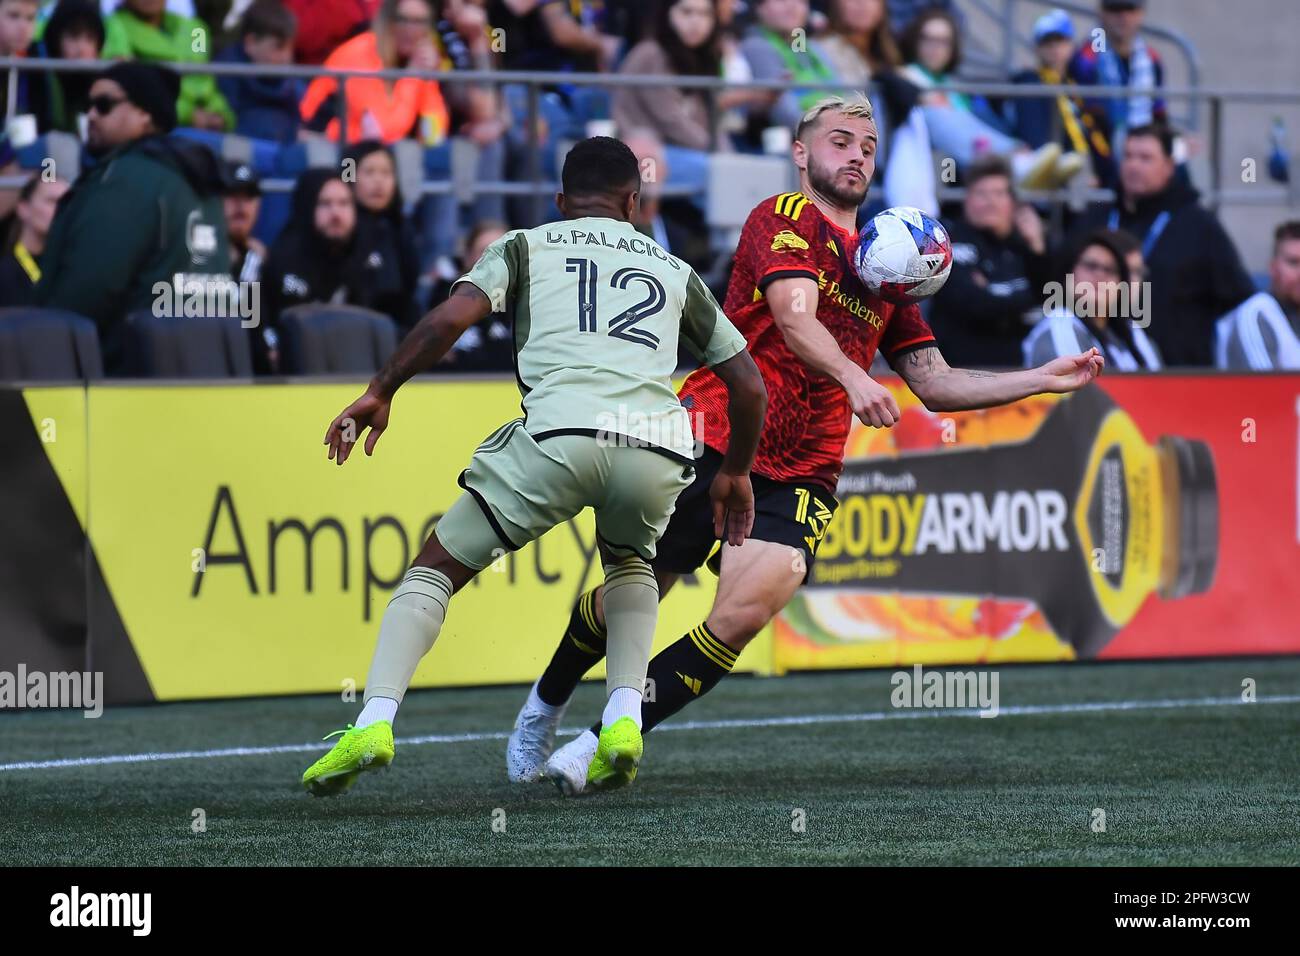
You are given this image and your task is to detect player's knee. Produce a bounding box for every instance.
[708,602,773,650]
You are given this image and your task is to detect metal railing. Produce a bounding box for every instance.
[962,0,1202,131]
[3,57,1296,226]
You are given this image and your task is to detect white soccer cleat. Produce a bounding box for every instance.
[506,687,567,783]
[542,731,599,797]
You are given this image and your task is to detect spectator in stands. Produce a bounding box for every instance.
[816,0,894,87]
[102,0,235,131]
[1215,221,1300,371]
[714,0,780,144]
[223,161,265,284]
[34,63,232,371]
[900,6,1082,189]
[488,0,622,73]
[1078,123,1254,366]
[0,133,18,223]
[435,218,515,371]
[1003,9,1103,183]
[438,0,508,147]
[215,0,304,143]
[817,0,935,212]
[0,174,69,307]
[614,0,725,152]
[221,160,273,368]
[435,0,509,223]
[1023,228,1160,369]
[0,0,38,124]
[740,0,841,134]
[344,140,421,328]
[261,169,412,361]
[621,127,712,270]
[282,0,377,65]
[28,1,105,135]
[929,156,1053,368]
[885,0,954,34]
[300,0,450,146]
[1068,0,1166,188]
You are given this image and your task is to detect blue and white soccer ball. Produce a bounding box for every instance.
[854,206,953,304]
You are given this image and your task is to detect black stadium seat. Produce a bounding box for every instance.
[0,308,103,380]
[121,312,254,378]
[278,305,399,374]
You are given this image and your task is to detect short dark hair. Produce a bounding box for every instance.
[1126,123,1176,158]
[561,136,641,201]
[240,0,297,41]
[900,6,962,75]
[965,154,1014,189]
[1071,228,1132,284]
[1273,220,1300,256]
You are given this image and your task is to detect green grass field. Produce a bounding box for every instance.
[2,658,1298,866]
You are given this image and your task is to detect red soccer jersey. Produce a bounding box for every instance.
[680,191,937,491]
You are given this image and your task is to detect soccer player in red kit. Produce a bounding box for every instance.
[509,94,1106,793]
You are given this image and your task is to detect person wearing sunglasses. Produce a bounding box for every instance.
[33,62,232,373]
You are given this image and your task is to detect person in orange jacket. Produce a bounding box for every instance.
[300,0,450,145]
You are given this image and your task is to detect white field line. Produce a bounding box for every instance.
[1,693,1298,774]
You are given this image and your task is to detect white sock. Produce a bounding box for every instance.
[356,696,398,729]
[602,685,643,730]
[526,680,562,717]
[575,729,599,756]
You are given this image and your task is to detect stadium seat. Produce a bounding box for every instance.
[277,305,399,374]
[0,308,103,380]
[121,312,254,378]
[706,153,799,229]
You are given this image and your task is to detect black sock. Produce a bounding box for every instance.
[590,622,736,735]
[536,588,607,707]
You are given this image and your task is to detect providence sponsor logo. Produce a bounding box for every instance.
[50,886,151,936]
[0,665,102,718]
[890,664,1000,718]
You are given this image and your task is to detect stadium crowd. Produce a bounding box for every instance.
[1,0,1297,373]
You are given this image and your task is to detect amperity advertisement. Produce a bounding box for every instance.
[3,375,1297,703]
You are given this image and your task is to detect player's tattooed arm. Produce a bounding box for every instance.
[369,284,493,399]
[897,345,1105,411]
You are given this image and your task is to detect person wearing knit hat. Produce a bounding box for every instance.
[35,61,232,370]
[84,61,180,154]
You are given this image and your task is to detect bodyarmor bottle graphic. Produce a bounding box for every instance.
[779,386,1219,663]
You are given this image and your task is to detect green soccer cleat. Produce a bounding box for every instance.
[302,721,394,797]
[585,716,643,792]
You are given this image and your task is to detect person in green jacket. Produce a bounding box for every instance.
[35,62,232,373]
[101,0,234,130]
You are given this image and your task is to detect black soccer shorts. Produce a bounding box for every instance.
[652,446,840,582]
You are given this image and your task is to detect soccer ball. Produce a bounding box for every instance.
[854,206,953,304]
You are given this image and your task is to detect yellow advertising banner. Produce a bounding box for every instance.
[82,382,771,700]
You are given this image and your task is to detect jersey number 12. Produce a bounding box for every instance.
[565,257,664,350]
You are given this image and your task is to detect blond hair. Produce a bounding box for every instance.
[795,94,875,142]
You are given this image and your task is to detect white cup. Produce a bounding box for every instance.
[5,113,38,149]
[586,119,617,139]
[762,125,793,156]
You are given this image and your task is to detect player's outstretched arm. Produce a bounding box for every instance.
[767,276,901,428]
[323,284,492,465]
[708,349,768,546]
[897,345,1105,412]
